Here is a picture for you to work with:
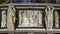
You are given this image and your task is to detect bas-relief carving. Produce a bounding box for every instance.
[55,11,59,28]
[18,10,43,27]
[1,11,6,27]
[0,6,60,29]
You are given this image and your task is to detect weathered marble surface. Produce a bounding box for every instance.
[18,10,43,27]
[45,6,54,29]
[15,32,46,34]
[1,11,6,27]
[55,11,59,28]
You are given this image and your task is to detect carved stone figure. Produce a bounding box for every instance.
[18,10,43,27]
[55,11,59,28]
[1,11,6,27]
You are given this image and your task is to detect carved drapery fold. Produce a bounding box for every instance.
[45,6,54,29]
[18,10,43,27]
